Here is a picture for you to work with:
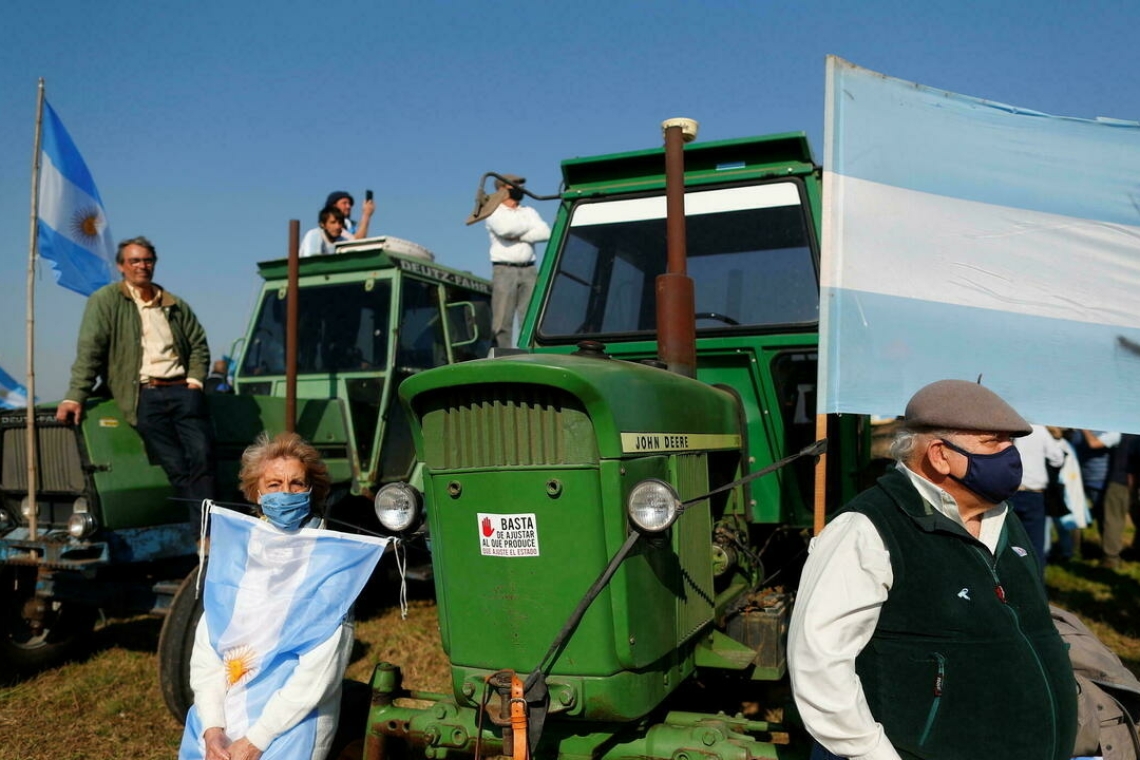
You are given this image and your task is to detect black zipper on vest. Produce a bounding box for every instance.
[970,543,1059,760]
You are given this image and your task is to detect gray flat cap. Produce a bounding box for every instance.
[904,379,1031,436]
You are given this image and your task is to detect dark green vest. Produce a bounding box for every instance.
[846,468,1077,760]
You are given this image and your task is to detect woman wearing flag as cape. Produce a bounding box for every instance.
[179,432,390,760]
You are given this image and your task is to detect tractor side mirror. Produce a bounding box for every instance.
[446,301,491,348]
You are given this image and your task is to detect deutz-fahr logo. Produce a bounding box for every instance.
[1,414,56,426]
[477,513,540,558]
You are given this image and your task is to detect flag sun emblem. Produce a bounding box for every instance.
[223,644,258,687]
[69,206,104,244]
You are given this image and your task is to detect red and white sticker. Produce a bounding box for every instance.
[477,513,540,557]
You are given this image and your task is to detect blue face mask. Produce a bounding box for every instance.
[259,490,311,531]
[941,438,1023,504]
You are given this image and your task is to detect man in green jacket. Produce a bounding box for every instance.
[55,237,215,523]
[788,379,1077,760]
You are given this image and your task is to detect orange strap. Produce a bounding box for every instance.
[510,673,528,760]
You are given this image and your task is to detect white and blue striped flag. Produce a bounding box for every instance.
[37,100,114,296]
[0,362,30,410]
[180,507,389,759]
[819,56,1140,432]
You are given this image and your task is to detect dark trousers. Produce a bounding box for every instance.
[135,384,216,523]
[1008,490,1047,579]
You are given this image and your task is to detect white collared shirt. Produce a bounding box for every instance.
[126,282,186,382]
[486,205,551,264]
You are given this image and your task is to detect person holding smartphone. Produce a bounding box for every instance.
[324,190,375,239]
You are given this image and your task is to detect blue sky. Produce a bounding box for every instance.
[1,1,1137,400]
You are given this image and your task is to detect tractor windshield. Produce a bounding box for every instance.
[241,280,393,376]
[538,181,818,339]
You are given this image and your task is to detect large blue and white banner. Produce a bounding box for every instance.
[180,508,389,759]
[819,56,1140,432]
[37,100,114,296]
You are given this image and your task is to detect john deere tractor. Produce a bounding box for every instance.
[360,122,870,759]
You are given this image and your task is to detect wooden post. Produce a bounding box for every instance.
[25,79,45,540]
[813,413,828,535]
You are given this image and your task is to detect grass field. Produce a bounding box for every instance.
[1,546,1137,760]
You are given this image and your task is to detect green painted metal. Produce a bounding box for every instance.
[403,354,743,464]
[366,663,797,760]
[403,356,738,722]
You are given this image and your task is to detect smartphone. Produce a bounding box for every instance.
[365,189,373,202]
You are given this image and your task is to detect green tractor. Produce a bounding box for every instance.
[0,238,492,712]
[361,124,871,759]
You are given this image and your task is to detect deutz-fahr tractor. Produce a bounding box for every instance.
[0,237,492,710]
[361,122,871,760]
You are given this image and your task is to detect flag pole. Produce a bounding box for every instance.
[26,79,45,541]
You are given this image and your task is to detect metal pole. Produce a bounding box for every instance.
[26,79,45,541]
[285,220,299,433]
[655,118,699,378]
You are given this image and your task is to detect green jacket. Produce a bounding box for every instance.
[65,281,210,426]
[846,468,1078,760]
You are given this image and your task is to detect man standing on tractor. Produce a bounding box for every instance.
[483,174,550,349]
[56,236,216,524]
[789,379,1077,760]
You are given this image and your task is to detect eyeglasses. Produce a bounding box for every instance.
[124,258,156,267]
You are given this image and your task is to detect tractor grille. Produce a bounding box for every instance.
[0,421,88,531]
[673,453,715,642]
[416,385,598,470]
[1,425,86,493]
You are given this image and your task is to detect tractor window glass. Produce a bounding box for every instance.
[241,280,392,375]
[395,279,447,371]
[538,182,818,339]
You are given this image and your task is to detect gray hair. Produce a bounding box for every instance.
[889,427,957,462]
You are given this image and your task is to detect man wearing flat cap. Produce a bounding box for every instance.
[477,175,550,349]
[788,379,1076,760]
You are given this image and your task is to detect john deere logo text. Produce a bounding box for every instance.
[620,432,742,454]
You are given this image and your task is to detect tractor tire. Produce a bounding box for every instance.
[0,565,96,675]
[158,564,205,723]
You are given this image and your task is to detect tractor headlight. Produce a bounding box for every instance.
[627,479,681,533]
[67,497,96,539]
[373,483,421,533]
[68,512,98,539]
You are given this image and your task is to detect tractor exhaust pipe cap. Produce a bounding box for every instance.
[661,117,699,143]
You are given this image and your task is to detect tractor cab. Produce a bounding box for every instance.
[232,236,493,523]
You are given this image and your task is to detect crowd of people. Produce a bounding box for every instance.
[1009,425,1139,572]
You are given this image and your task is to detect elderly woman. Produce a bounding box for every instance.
[180,431,373,760]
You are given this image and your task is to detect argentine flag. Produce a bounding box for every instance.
[37,101,114,296]
[820,57,1140,432]
[0,362,30,410]
[180,507,389,759]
